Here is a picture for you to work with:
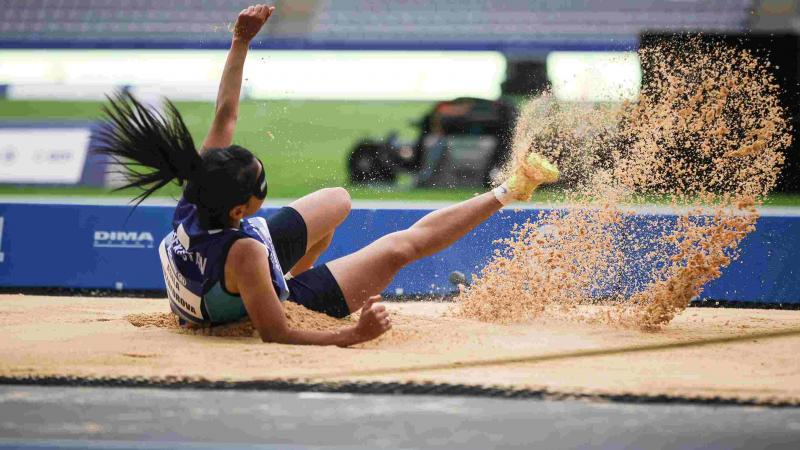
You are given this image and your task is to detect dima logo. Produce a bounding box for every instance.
[93,230,155,249]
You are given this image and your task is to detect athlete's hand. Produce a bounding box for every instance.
[233,4,275,43]
[353,296,392,343]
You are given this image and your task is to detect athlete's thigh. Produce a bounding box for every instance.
[326,230,414,312]
[266,206,308,272]
[288,187,351,250]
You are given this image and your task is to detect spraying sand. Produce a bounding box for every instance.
[457,39,792,329]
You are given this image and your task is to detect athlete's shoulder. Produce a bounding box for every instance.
[227,237,266,267]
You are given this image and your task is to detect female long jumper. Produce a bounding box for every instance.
[97,4,559,347]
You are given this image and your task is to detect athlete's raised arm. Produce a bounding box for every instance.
[202,4,274,151]
[229,239,391,347]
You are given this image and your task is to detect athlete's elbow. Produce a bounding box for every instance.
[257,326,291,344]
[215,103,238,122]
[258,331,274,343]
[212,109,238,132]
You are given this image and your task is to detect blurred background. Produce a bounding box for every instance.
[0,0,798,203]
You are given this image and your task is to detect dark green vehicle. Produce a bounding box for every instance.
[348,97,517,189]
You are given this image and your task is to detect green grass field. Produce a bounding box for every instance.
[1,99,799,206]
[0,98,484,201]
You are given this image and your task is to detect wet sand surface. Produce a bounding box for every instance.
[1,294,799,404]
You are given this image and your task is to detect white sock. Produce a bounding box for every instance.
[492,182,514,206]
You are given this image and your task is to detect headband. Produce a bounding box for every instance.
[253,158,268,200]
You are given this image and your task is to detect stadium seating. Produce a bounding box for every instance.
[0,0,753,49]
[312,0,752,47]
[0,0,243,44]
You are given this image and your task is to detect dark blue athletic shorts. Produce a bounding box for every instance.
[267,206,350,318]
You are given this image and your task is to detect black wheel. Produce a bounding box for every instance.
[348,142,396,184]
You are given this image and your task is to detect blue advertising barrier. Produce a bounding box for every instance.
[0,200,798,304]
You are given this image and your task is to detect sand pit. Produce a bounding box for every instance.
[2,294,799,404]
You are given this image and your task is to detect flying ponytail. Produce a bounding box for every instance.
[95,90,201,206]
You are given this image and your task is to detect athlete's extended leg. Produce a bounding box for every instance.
[326,152,559,313]
[287,187,351,276]
[327,192,503,311]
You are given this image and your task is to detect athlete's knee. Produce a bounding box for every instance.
[322,187,351,223]
[384,231,422,268]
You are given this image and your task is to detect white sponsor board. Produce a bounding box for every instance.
[0,128,91,184]
[0,50,505,101]
[547,51,641,102]
[7,83,118,101]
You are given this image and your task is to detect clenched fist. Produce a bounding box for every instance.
[233,4,274,42]
[354,295,392,342]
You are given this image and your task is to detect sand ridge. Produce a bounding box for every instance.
[2,294,799,404]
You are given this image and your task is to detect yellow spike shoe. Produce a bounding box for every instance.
[506,152,559,201]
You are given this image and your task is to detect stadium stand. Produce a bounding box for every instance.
[0,0,245,45]
[312,0,752,47]
[0,0,753,50]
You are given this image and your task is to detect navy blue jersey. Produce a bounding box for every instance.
[158,197,289,324]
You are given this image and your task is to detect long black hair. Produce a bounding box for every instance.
[95,91,261,229]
